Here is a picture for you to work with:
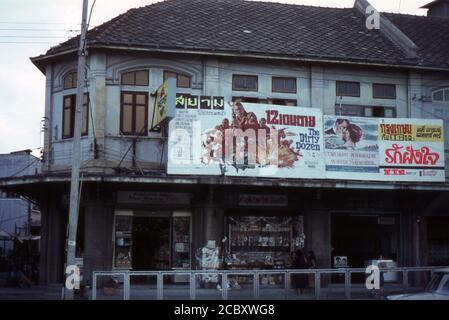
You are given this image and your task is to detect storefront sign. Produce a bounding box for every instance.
[176,94,225,110]
[150,78,176,129]
[167,101,325,178]
[117,192,191,205]
[238,194,288,207]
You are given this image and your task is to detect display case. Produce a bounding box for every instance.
[172,215,191,269]
[114,214,133,269]
[227,216,294,270]
[172,213,191,282]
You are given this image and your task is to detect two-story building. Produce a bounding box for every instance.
[1,0,449,286]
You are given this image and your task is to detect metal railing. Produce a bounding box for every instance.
[91,266,446,300]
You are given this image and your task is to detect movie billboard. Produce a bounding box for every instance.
[324,116,380,180]
[378,118,445,182]
[168,100,325,179]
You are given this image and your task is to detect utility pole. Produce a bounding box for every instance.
[64,0,89,300]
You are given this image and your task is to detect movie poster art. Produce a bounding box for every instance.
[324,116,380,180]
[378,118,445,182]
[218,102,325,178]
[168,100,325,179]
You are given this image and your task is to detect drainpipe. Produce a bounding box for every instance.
[407,72,411,118]
[132,138,137,168]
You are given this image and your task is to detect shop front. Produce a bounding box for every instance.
[113,192,192,277]
[330,212,400,269]
[219,193,305,286]
[330,211,401,283]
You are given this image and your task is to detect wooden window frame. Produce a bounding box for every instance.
[232,75,258,92]
[433,88,449,102]
[232,96,297,107]
[120,91,149,136]
[373,83,396,99]
[269,98,297,106]
[272,77,297,93]
[335,104,396,118]
[63,72,78,90]
[121,70,149,87]
[163,71,191,88]
[62,94,89,139]
[336,81,360,97]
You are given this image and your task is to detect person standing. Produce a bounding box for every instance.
[292,250,308,295]
[307,251,317,289]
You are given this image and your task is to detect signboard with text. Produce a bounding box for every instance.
[167,101,325,178]
[324,116,380,180]
[378,118,445,182]
[168,105,445,183]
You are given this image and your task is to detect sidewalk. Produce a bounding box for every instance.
[0,285,63,300]
[0,283,423,300]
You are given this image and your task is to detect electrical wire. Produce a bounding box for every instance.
[8,157,40,178]
[0,41,59,44]
[0,35,71,39]
[0,214,29,224]
[0,28,79,32]
[87,0,97,29]
[0,21,78,25]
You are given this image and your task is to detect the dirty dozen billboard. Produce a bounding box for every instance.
[167,99,445,182]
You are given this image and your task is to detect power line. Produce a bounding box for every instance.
[9,157,40,178]
[0,36,70,39]
[0,22,78,25]
[0,41,59,44]
[0,28,79,32]
[0,214,29,224]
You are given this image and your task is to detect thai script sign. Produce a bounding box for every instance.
[379,119,445,182]
[168,103,445,182]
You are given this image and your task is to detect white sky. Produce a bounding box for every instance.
[0,0,431,154]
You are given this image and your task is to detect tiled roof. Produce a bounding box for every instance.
[33,0,449,69]
[385,12,449,68]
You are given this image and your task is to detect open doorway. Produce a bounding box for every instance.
[132,217,170,270]
[427,216,449,266]
[331,213,399,280]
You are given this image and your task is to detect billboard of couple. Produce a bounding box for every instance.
[324,117,378,151]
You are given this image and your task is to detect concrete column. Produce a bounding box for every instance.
[43,64,54,171]
[89,53,107,159]
[408,71,423,119]
[39,195,65,285]
[310,66,324,109]
[203,187,224,247]
[203,58,220,96]
[83,204,113,285]
[192,197,205,269]
[305,211,331,268]
[38,196,49,285]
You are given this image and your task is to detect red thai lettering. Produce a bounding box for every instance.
[385,144,440,165]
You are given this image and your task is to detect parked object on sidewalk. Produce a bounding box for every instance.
[103,277,118,296]
[5,264,33,288]
[387,268,449,300]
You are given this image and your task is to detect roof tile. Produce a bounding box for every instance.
[36,0,449,69]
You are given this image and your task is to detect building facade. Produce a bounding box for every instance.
[1,0,449,286]
[0,150,41,271]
